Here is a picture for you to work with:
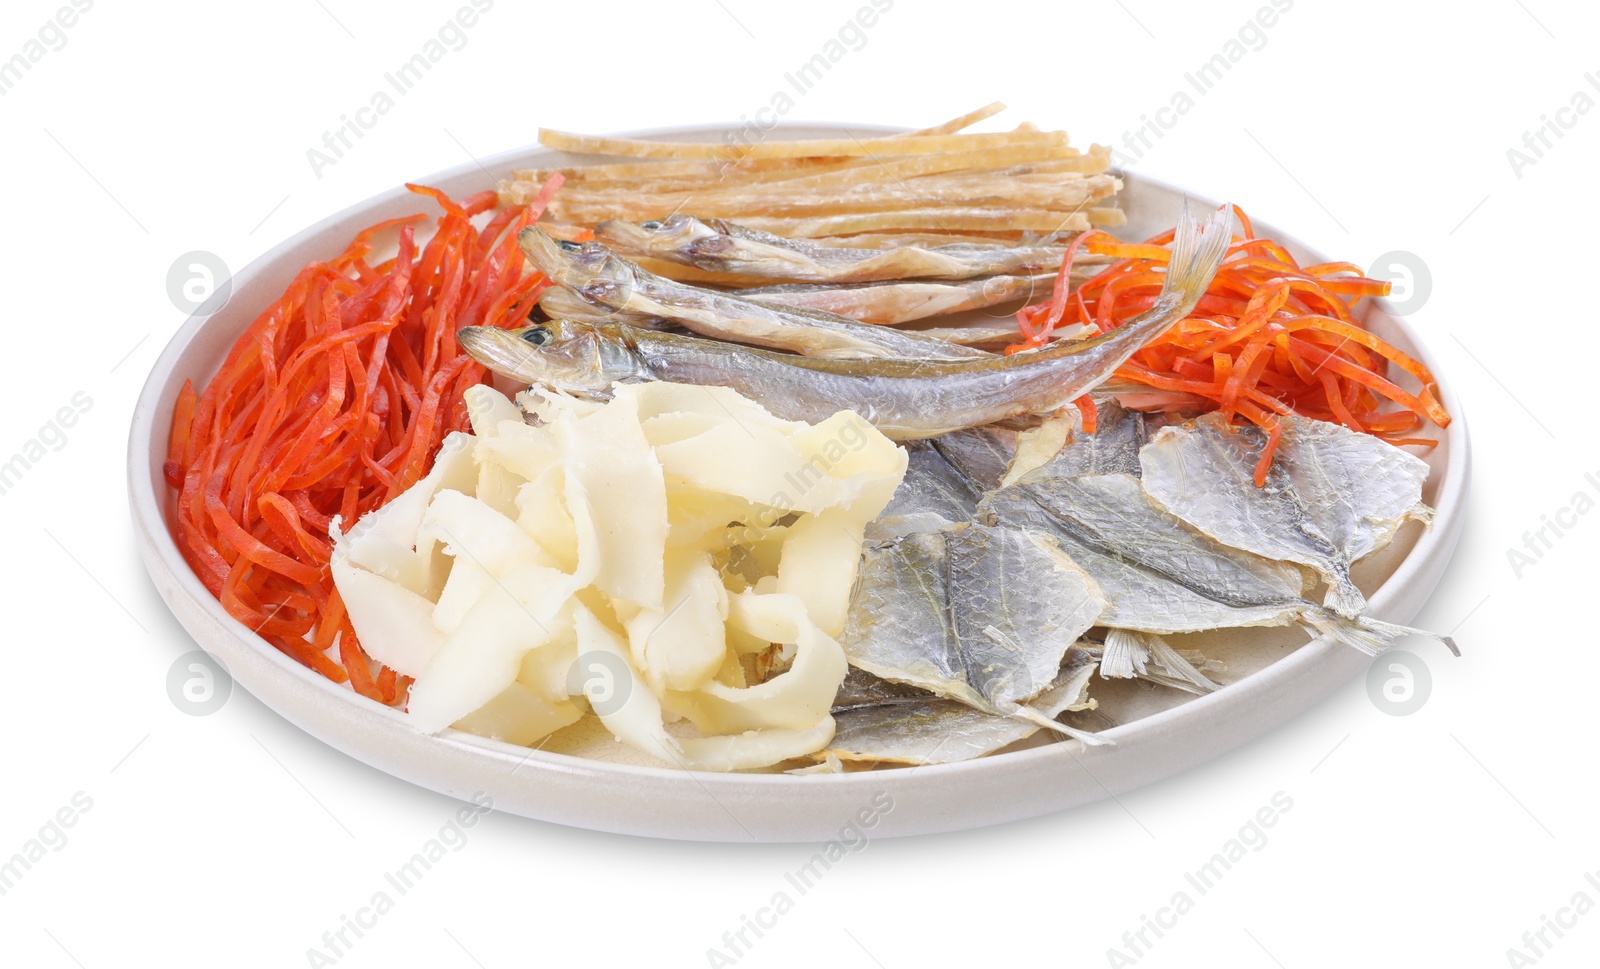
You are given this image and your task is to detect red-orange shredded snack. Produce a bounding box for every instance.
[1011,205,1450,485]
[165,181,560,701]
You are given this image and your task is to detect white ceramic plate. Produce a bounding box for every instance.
[129,124,1469,842]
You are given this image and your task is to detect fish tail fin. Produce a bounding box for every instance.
[1157,201,1232,317]
[1144,635,1223,694]
[1098,628,1150,679]
[1309,610,1460,657]
[1098,630,1223,695]
[1323,578,1368,619]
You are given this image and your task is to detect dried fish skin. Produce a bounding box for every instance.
[929,426,1019,492]
[1049,400,1152,478]
[1139,413,1432,618]
[963,430,1453,655]
[827,699,1042,765]
[939,404,1322,630]
[946,524,1105,707]
[831,665,935,712]
[839,531,956,691]
[935,414,1327,634]
[867,442,982,541]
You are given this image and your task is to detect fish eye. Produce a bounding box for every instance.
[555,239,582,252]
[640,220,664,230]
[521,326,552,346]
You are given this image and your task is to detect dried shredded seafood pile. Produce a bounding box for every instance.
[499,101,1124,270]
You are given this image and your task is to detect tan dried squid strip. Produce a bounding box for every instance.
[546,173,1120,225]
[536,127,1071,160]
[806,231,1033,248]
[904,101,1008,136]
[505,141,1094,202]
[739,208,1094,237]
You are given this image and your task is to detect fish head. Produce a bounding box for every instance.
[516,227,636,309]
[594,213,720,254]
[457,320,630,399]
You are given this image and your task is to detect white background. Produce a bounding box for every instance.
[1,0,1594,966]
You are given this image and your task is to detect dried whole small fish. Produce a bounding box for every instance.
[728,274,1057,326]
[539,281,1026,346]
[1139,413,1432,619]
[518,226,985,362]
[462,206,1231,439]
[594,214,1075,283]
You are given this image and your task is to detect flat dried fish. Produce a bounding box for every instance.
[935,413,1454,655]
[1139,413,1432,618]
[838,522,1106,738]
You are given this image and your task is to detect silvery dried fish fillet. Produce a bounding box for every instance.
[936,419,1455,656]
[1139,413,1432,618]
[837,523,1106,740]
[945,524,1103,707]
[981,485,1309,635]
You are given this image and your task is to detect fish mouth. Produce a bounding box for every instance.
[458,324,547,385]
[517,226,635,310]
[594,214,711,255]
